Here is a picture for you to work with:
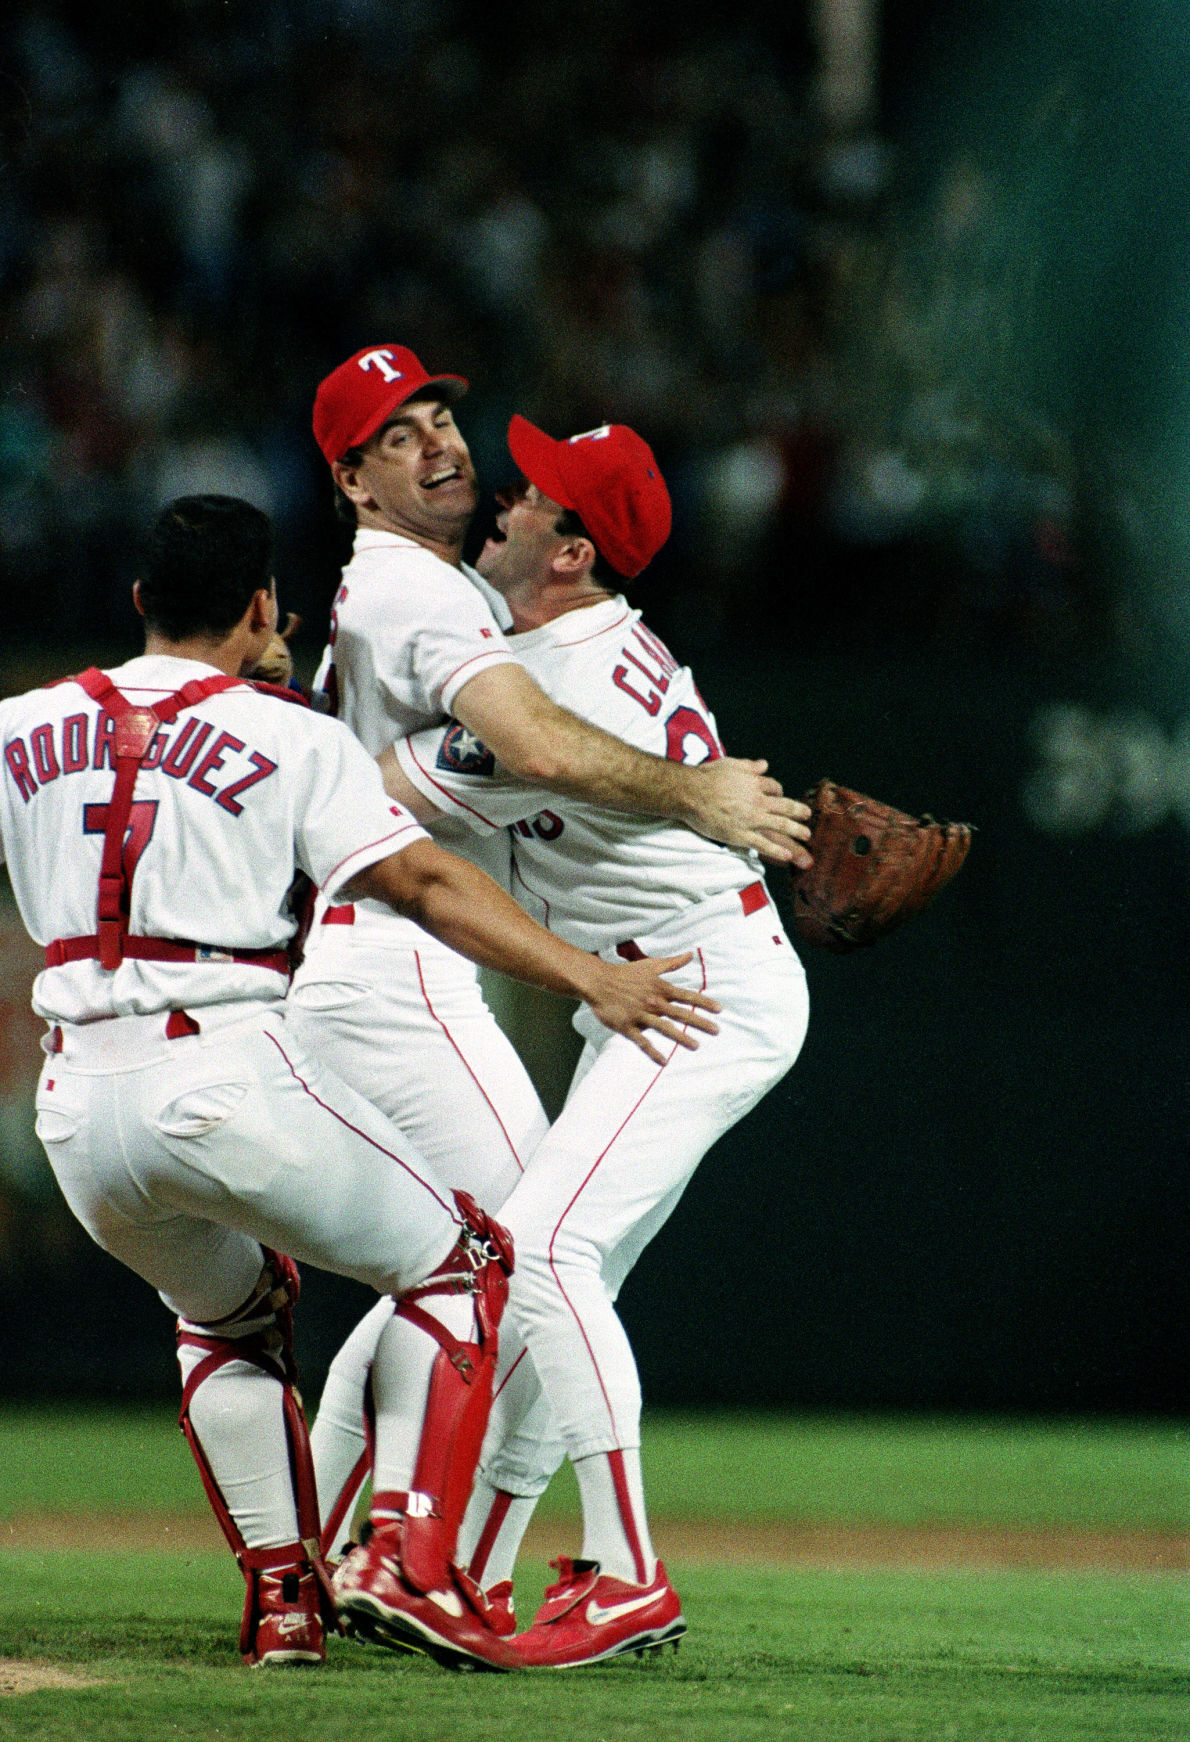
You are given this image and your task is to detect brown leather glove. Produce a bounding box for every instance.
[789,779,973,952]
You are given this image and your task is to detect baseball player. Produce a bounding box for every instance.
[0,494,720,1673]
[310,420,811,1666]
[290,346,807,1173]
[287,346,810,1558]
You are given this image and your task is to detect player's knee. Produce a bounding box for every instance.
[185,1250,298,1356]
[480,1436,564,1499]
[511,1222,603,1293]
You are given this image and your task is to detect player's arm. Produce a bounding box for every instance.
[451,662,812,867]
[344,837,720,1066]
[375,748,443,823]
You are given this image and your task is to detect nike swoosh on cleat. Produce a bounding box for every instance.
[276,1615,311,1635]
[585,1590,666,1627]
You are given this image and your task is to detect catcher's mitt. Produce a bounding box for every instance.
[250,611,302,687]
[789,779,973,953]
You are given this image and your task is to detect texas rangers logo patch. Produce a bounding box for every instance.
[437,723,495,776]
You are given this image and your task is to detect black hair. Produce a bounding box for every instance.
[138,495,274,640]
[554,505,620,586]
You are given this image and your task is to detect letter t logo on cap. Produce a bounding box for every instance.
[359,349,404,383]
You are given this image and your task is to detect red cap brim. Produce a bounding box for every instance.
[349,374,469,453]
[507,415,577,511]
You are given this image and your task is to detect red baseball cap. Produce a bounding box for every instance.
[507,415,672,578]
[312,345,469,465]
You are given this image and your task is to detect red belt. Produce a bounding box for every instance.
[615,880,768,960]
[45,934,291,976]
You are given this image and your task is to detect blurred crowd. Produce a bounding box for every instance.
[0,0,1117,665]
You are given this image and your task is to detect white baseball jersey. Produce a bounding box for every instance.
[0,654,426,1024]
[309,528,521,938]
[289,527,550,1218]
[394,595,764,951]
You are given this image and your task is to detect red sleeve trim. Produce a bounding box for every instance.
[439,647,519,702]
[321,820,424,891]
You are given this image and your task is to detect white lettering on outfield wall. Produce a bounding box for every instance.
[1022,704,1190,835]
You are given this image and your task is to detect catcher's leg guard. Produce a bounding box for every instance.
[176,1249,338,1663]
[373,1191,514,1599]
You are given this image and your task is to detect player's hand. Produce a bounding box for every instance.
[755,824,814,870]
[582,951,720,1065]
[686,759,814,868]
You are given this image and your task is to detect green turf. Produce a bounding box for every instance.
[2,1406,1187,1528]
[0,1410,1186,1741]
[638,1412,1190,1530]
[0,1550,1184,1742]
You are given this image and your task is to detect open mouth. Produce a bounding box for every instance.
[421,466,464,490]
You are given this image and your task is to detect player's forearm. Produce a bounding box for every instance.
[348,842,607,1004]
[453,663,684,819]
[453,659,810,860]
[485,697,701,819]
[489,703,801,857]
[376,745,443,822]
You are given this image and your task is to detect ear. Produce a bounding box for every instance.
[551,537,596,578]
[248,586,275,633]
[132,579,147,619]
[332,457,372,508]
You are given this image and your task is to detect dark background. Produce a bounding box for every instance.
[0,0,1186,1414]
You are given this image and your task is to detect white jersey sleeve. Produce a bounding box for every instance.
[321,534,522,753]
[293,711,427,900]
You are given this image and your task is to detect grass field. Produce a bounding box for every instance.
[1,1408,1186,1741]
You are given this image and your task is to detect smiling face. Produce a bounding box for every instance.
[476,479,571,594]
[332,394,478,559]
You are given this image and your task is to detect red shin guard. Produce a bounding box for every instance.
[376,1192,514,1596]
[176,1250,338,1660]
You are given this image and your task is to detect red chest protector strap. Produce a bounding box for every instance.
[68,666,243,971]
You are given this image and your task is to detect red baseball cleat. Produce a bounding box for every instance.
[455,1569,517,1637]
[332,1524,521,1671]
[512,1557,686,1667]
[246,1563,326,1668]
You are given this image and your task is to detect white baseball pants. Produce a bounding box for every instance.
[35,1002,461,1322]
[485,898,810,1475]
[287,931,548,1208]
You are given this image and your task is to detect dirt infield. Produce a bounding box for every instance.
[4,1511,1187,1571]
[0,1661,102,1696]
